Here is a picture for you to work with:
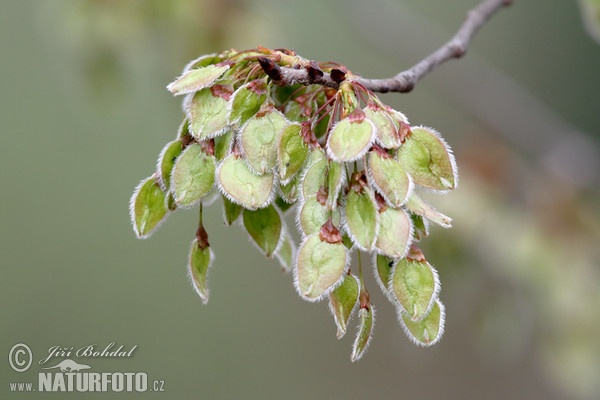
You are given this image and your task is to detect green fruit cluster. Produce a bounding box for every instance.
[130,47,458,360]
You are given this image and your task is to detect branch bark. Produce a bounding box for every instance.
[267,0,511,93]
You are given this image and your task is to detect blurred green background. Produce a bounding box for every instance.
[2,0,599,399]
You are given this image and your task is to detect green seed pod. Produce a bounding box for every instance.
[391,253,440,321]
[176,118,191,139]
[367,149,412,207]
[295,233,348,302]
[326,109,375,162]
[364,104,402,149]
[213,129,234,161]
[404,192,452,228]
[170,143,216,208]
[283,100,305,122]
[411,213,429,241]
[351,305,375,362]
[326,161,345,209]
[399,300,445,347]
[130,176,170,239]
[304,146,327,168]
[228,79,268,126]
[181,49,236,73]
[239,108,288,174]
[274,196,294,213]
[373,254,396,302]
[301,158,328,199]
[278,173,301,204]
[397,126,458,191]
[297,195,342,236]
[243,205,283,258]
[217,154,274,210]
[328,273,360,339]
[277,123,309,183]
[167,63,230,95]
[188,238,214,304]
[222,196,242,226]
[188,86,232,140]
[156,139,183,191]
[181,53,223,73]
[375,206,413,259]
[344,183,379,251]
[312,112,331,140]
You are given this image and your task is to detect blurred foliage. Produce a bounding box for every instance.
[579,0,600,43]
[3,0,599,399]
[38,0,272,100]
[438,131,600,398]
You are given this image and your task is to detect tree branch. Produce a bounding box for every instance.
[267,0,511,93]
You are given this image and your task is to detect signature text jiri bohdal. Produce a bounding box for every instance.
[39,343,137,365]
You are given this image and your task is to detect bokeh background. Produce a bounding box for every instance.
[2,0,599,399]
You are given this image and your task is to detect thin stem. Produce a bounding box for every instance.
[198,202,203,227]
[260,0,511,93]
[357,250,364,283]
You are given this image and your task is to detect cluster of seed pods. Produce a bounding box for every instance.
[130,48,458,361]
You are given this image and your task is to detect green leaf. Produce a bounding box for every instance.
[228,79,268,125]
[240,108,288,174]
[217,154,274,210]
[275,228,296,272]
[167,64,230,95]
[130,176,169,239]
[188,239,214,304]
[326,110,374,162]
[170,143,216,208]
[297,195,342,236]
[222,196,242,225]
[188,87,230,140]
[295,234,348,301]
[400,300,445,346]
[277,123,309,182]
[397,126,457,191]
[391,257,439,321]
[367,151,412,207]
[351,305,375,362]
[404,192,452,228]
[375,207,412,259]
[345,187,379,250]
[157,139,183,191]
[243,205,282,258]
[328,273,360,339]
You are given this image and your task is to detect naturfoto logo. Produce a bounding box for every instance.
[8,342,165,393]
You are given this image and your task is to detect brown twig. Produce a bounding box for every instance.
[266,0,511,93]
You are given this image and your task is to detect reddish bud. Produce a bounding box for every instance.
[319,218,342,244]
[406,245,426,262]
[330,68,346,83]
